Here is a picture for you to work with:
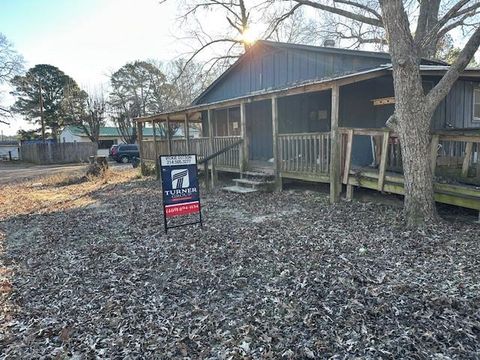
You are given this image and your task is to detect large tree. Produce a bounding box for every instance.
[10,64,82,139]
[109,60,176,143]
[288,0,480,226]
[62,87,106,143]
[0,33,24,124]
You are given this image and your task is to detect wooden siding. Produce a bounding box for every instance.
[196,44,388,104]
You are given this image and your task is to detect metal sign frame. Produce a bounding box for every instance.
[160,154,203,233]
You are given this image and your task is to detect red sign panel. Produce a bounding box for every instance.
[165,201,200,218]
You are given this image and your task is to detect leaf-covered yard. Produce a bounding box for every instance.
[1,168,479,358]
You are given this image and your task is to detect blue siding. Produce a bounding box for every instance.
[196,43,389,104]
[430,78,479,129]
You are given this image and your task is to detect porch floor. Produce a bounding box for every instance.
[346,166,480,211]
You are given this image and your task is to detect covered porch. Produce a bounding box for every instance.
[135,68,480,215]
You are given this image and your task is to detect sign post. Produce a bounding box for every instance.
[160,154,202,233]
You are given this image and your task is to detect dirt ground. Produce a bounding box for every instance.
[0,161,132,185]
[0,168,479,358]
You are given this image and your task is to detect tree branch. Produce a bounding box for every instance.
[334,0,382,20]
[426,25,480,113]
[292,0,383,27]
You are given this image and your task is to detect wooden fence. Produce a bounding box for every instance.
[20,142,98,165]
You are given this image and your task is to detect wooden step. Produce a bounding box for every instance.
[241,171,273,178]
[222,185,258,194]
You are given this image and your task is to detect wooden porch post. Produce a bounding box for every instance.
[430,134,440,176]
[152,120,160,180]
[184,113,190,153]
[136,120,146,175]
[271,96,282,191]
[207,109,216,188]
[240,102,248,174]
[330,84,341,203]
[166,116,172,155]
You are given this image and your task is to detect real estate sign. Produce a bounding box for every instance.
[160,155,202,233]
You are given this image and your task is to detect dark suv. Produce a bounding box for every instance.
[113,144,139,163]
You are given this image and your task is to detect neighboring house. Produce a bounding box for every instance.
[60,125,200,156]
[0,141,19,160]
[61,126,128,149]
[136,40,480,213]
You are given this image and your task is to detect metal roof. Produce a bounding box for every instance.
[192,40,448,105]
[137,66,391,123]
[136,63,480,124]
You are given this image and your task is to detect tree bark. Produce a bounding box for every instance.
[380,0,438,226]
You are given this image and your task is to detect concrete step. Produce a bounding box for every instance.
[222,185,258,194]
[233,178,275,188]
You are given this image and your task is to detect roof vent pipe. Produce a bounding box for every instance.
[323,39,336,47]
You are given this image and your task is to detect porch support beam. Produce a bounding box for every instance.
[152,120,160,179]
[136,120,146,175]
[207,109,216,188]
[184,113,190,153]
[330,84,341,203]
[462,142,473,177]
[239,102,247,174]
[166,116,172,155]
[271,96,282,191]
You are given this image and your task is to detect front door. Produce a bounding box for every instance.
[246,100,273,162]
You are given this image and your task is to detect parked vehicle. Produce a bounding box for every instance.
[109,145,119,159]
[112,144,139,163]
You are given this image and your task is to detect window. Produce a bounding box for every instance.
[474,88,480,121]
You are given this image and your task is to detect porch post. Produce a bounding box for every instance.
[136,120,146,175]
[330,84,341,203]
[271,96,282,191]
[184,113,190,153]
[166,116,172,155]
[207,109,216,188]
[240,102,247,174]
[152,120,160,180]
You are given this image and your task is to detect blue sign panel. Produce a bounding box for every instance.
[160,155,202,232]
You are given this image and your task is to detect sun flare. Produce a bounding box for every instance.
[240,27,259,45]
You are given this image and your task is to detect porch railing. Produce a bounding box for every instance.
[212,136,241,168]
[140,136,241,169]
[278,132,331,174]
[338,127,480,189]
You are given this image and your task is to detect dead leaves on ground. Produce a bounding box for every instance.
[0,171,479,358]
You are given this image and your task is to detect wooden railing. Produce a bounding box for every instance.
[171,139,187,155]
[212,136,241,168]
[190,138,210,160]
[141,140,168,161]
[338,127,480,191]
[140,136,241,169]
[435,133,480,180]
[278,132,330,174]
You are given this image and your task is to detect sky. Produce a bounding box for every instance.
[0,1,476,136]
[0,0,189,135]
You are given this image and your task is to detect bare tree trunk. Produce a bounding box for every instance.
[380,0,438,226]
[395,104,438,225]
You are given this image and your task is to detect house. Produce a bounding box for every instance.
[60,125,201,156]
[135,40,480,214]
[0,141,19,160]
